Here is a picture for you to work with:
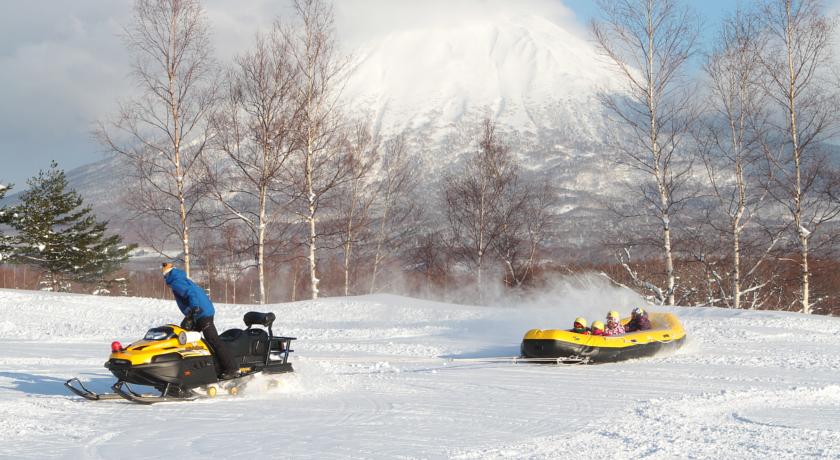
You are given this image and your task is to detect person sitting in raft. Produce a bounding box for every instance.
[590,321,606,336]
[571,317,591,335]
[625,307,652,332]
[603,310,626,336]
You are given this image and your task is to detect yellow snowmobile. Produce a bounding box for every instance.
[65,311,295,404]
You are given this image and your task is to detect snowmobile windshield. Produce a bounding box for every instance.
[143,327,175,341]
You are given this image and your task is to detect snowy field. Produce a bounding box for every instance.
[1,281,839,459]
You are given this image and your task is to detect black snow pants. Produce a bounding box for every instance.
[194,316,238,375]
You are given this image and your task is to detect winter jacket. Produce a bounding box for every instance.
[164,268,215,319]
[591,329,605,336]
[571,328,591,335]
[603,321,625,336]
[625,316,652,332]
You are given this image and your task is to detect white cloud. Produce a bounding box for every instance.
[0,1,130,184]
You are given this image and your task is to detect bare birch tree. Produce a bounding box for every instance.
[284,0,350,299]
[493,181,557,288]
[411,230,454,297]
[206,26,299,304]
[592,0,700,305]
[98,0,216,276]
[335,121,379,296]
[443,118,519,300]
[369,135,420,294]
[700,9,783,309]
[757,0,840,314]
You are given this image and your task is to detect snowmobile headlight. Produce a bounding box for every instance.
[178,331,202,345]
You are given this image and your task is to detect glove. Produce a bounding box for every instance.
[180,315,195,331]
[180,307,199,331]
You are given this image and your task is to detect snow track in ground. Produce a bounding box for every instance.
[456,386,840,459]
[0,287,839,459]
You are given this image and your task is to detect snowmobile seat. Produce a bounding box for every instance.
[244,312,275,329]
[220,328,245,341]
[219,328,270,364]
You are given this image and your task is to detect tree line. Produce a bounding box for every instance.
[92,0,558,305]
[3,0,840,315]
[96,0,840,314]
[593,0,840,315]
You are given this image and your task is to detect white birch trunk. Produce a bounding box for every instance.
[343,228,352,296]
[785,3,809,314]
[291,261,299,302]
[646,12,675,306]
[343,181,357,297]
[369,214,388,294]
[306,137,319,300]
[733,222,742,310]
[369,162,395,294]
[169,23,190,277]
[257,198,266,305]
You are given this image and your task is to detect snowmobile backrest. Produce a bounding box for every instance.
[244,311,276,329]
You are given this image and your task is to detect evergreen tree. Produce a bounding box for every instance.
[10,162,135,291]
[0,183,12,262]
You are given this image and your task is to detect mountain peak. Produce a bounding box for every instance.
[342,11,617,134]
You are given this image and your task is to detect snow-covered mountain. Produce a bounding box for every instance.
[0,154,128,223]
[58,9,625,249]
[63,154,128,216]
[339,11,624,249]
[341,10,622,191]
[344,13,618,141]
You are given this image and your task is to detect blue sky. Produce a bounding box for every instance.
[566,0,748,49]
[0,0,802,189]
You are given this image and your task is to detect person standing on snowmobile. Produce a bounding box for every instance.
[161,263,239,379]
[603,310,626,336]
[624,307,652,332]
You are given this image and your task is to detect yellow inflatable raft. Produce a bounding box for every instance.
[521,312,686,363]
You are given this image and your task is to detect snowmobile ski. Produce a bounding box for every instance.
[64,378,124,401]
[112,381,197,405]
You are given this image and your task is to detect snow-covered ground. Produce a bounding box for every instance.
[1,282,839,459]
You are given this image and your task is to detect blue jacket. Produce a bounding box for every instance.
[164,268,215,319]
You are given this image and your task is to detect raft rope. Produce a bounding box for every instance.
[300,355,590,367]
